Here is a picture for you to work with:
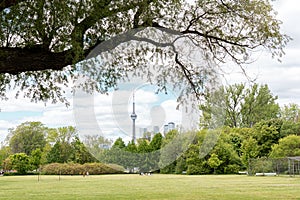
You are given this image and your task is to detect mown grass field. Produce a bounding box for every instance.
[0,174,299,200]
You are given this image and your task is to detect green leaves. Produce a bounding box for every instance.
[200,83,280,128]
[9,153,30,174]
[269,135,300,158]
[8,122,47,155]
[0,0,290,104]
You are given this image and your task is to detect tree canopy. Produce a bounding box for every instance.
[200,83,280,128]
[0,0,290,104]
[7,121,47,155]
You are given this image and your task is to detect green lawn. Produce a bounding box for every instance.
[0,174,299,200]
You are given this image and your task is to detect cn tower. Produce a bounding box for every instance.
[130,92,137,143]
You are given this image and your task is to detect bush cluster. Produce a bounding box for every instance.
[41,163,125,175]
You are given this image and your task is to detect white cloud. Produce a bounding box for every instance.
[222,1,300,107]
[71,86,181,140]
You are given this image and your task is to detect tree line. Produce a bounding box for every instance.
[0,123,98,174]
[1,83,300,175]
[96,83,300,174]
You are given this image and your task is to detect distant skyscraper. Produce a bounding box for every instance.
[168,122,175,130]
[130,93,137,142]
[163,124,169,134]
[164,122,176,134]
[140,127,148,135]
[153,126,159,134]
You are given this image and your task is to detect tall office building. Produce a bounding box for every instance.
[164,122,176,134]
[168,122,175,130]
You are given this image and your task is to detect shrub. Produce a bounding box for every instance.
[41,163,124,175]
[223,164,240,174]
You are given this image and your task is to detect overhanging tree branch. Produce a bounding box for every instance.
[0,0,291,104]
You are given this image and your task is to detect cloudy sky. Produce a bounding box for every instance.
[224,0,300,106]
[0,0,300,143]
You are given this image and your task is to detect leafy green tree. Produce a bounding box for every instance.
[124,141,138,172]
[159,130,188,174]
[200,83,280,128]
[100,138,126,169]
[46,126,95,164]
[185,128,242,174]
[241,84,280,127]
[148,133,163,171]
[71,137,96,164]
[253,119,284,157]
[280,103,300,122]
[46,141,73,163]
[186,143,211,174]
[184,130,214,174]
[83,134,112,160]
[208,153,222,174]
[40,143,52,165]
[0,146,11,168]
[2,157,12,172]
[0,0,290,104]
[55,126,78,143]
[174,155,187,174]
[30,148,42,171]
[199,88,227,129]
[269,135,300,158]
[112,138,126,149]
[101,138,141,173]
[9,153,31,174]
[136,139,152,172]
[149,133,163,151]
[8,122,47,155]
[224,84,245,127]
[280,121,300,137]
[210,134,241,174]
[137,139,150,153]
[240,137,259,167]
[226,127,254,157]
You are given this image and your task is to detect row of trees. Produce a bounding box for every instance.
[0,123,98,174]
[1,83,300,175]
[200,83,281,128]
[99,118,300,175]
[94,83,300,174]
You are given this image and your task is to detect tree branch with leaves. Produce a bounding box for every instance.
[0,0,290,104]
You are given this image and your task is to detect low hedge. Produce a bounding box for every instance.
[41,163,125,175]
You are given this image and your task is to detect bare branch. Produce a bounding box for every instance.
[181,29,250,48]
[174,53,201,100]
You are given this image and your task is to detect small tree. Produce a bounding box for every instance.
[0,146,11,168]
[241,137,259,167]
[9,153,30,174]
[71,137,96,164]
[2,157,12,172]
[46,141,73,163]
[30,148,42,171]
[208,153,222,174]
